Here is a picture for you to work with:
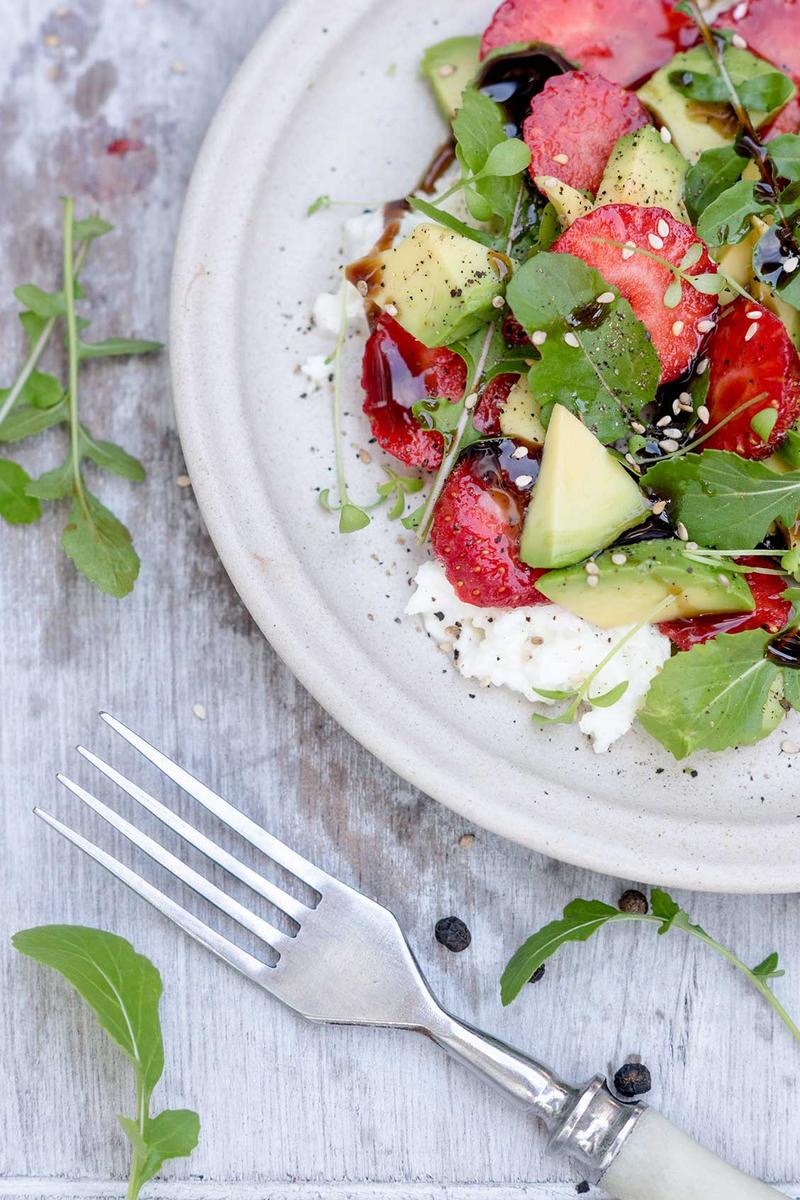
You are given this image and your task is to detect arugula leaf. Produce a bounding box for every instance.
[80,429,146,481]
[73,215,114,241]
[413,393,483,456]
[79,336,162,360]
[0,399,67,443]
[12,926,200,1199]
[13,283,66,318]
[684,146,747,224]
[643,450,800,548]
[638,630,783,758]
[752,951,785,980]
[669,65,795,112]
[767,134,800,182]
[696,180,771,248]
[506,252,660,442]
[62,487,141,598]
[0,459,41,524]
[26,459,74,500]
[0,369,63,410]
[453,88,521,230]
[406,196,496,247]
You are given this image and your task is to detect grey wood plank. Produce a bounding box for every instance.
[0,1,798,1198]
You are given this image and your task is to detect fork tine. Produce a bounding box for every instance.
[76,746,309,924]
[34,808,273,985]
[57,773,291,954]
[99,713,330,891]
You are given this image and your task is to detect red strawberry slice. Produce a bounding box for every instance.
[480,0,696,87]
[553,204,719,383]
[766,94,800,137]
[702,299,800,458]
[361,314,466,472]
[659,558,790,649]
[719,0,800,86]
[473,373,518,436]
[523,71,650,193]
[431,445,548,608]
[503,313,532,347]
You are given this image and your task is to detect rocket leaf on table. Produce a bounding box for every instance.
[506,252,661,443]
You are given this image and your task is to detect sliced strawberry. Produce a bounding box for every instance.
[503,313,532,347]
[480,0,696,87]
[523,71,650,193]
[473,373,518,436]
[719,0,800,86]
[766,94,800,137]
[702,299,800,458]
[431,444,548,608]
[553,204,718,383]
[361,314,466,472]
[659,558,790,649]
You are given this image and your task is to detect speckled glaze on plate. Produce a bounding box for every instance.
[170,0,800,892]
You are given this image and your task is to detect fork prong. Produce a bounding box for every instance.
[34,808,273,987]
[76,746,309,924]
[57,773,291,955]
[99,713,331,892]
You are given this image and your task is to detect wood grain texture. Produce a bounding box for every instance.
[0,2,798,1198]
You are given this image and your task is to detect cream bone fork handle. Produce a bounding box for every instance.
[36,713,781,1200]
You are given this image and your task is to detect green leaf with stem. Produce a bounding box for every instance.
[406,196,496,247]
[500,888,800,1047]
[79,336,163,360]
[0,459,41,524]
[684,145,748,224]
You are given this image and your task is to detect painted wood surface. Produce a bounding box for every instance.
[0,2,797,1198]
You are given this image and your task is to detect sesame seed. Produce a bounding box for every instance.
[660,126,673,144]
[464,392,478,411]
[625,452,638,465]
[176,474,191,488]
[745,322,759,341]
[657,415,672,427]
[648,233,665,250]
[651,500,667,516]
[585,561,599,575]
[784,256,799,274]
[657,218,670,239]
[385,303,398,316]
[746,309,763,320]
[458,832,476,848]
[564,331,580,348]
[697,318,715,333]
[512,445,528,459]
[492,295,506,309]
[437,63,456,77]
[781,739,800,754]
[672,398,683,415]
[696,357,709,375]
[532,330,547,345]
[697,404,710,424]
[672,320,685,336]
[718,573,730,588]
[515,474,533,488]
[664,427,682,438]
[193,703,207,720]
[611,552,627,566]
[676,522,689,541]
[678,391,694,410]
[586,575,599,588]
[553,153,570,164]
[733,1,749,17]
[597,291,615,304]
[622,241,636,260]
[659,438,679,453]
[732,32,747,48]
[631,420,646,434]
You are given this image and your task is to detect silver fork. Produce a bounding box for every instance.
[35,714,782,1200]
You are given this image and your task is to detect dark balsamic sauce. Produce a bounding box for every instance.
[766,629,800,669]
[567,300,611,332]
[475,44,572,137]
[753,223,799,289]
[613,515,674,548]
[465,438,542,498]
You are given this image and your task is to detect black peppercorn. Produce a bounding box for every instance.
[576,1183,591,1195]
[618,889,648,914]
[528,964,546,984]
[435,915,472,952]
[614,1061,652,1098]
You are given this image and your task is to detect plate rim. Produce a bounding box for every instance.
[169,0,799,894]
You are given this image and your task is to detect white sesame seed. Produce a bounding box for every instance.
[532,330,547,345]
[625,452,638,466]
[648,233,665,250]
[176,474,191,488]
[464,392,478,411]
[611,552,627,566]
[698,404,710,424]
[564,331,580,348]
[685,541,699,551]
[718,573,731,588]
[732,32,747,48]
[597,291,615,304]
[437,63,456,77]
[586,574,599,588]
[657,415,672,428]
[733,1,749,17]
[672,320,685,336]
[781,739,800,754]
[492,295,506,309]
[512,445,528,459]
[622,241,636,260]
[784,256,799,274]
[746,309,763,320]
[676,522,689,541]
[631,420,646,434]
[672,398,683,415]
[553,152,570,164]
[385,303,398,316]
[659,438,680,453]
[657,218,670,239]
[193,703,207,720]
[515,474,533,488]
[585,561,599,575]
[745,322,759,341]
[697,318,715,333]
[678,391,694,409]
[696,357,709,375]
[660,125,673,144]
[664,427,682,438]
[652,499,667,516]
[356,279,369,296]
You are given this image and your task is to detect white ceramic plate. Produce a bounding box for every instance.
[170,0,800,892]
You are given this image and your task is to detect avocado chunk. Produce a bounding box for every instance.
[499,376,546,444]
[519,404,649,569]
[420,36,481,120]
[637,46,793,163]
[538,539,755,627]
[594,126,690,222]
[365,224,503,348]
[533,175,593,228]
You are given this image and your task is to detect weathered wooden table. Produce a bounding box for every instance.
[1,3,798,1198]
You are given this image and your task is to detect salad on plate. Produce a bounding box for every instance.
[309,0,800,760]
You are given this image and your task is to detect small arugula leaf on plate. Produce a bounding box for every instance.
[61,487,141,598]
[638,630,784,759]
[0,459,41,524]
[412,393,482,457]
[642,450,800,549]
[306,194,332,216]
[684,146,747,224]
[696,180,771,248]
[587,680,629,708]
[506,252,660,442]
[407,196,496,247]
[453,88,523,231]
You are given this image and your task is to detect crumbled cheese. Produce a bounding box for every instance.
[406,561,671,753]
[299,354,331,386]
[311,283,363,335]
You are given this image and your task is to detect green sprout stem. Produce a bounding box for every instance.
[637,392,769,464]
[62,198,88,516]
